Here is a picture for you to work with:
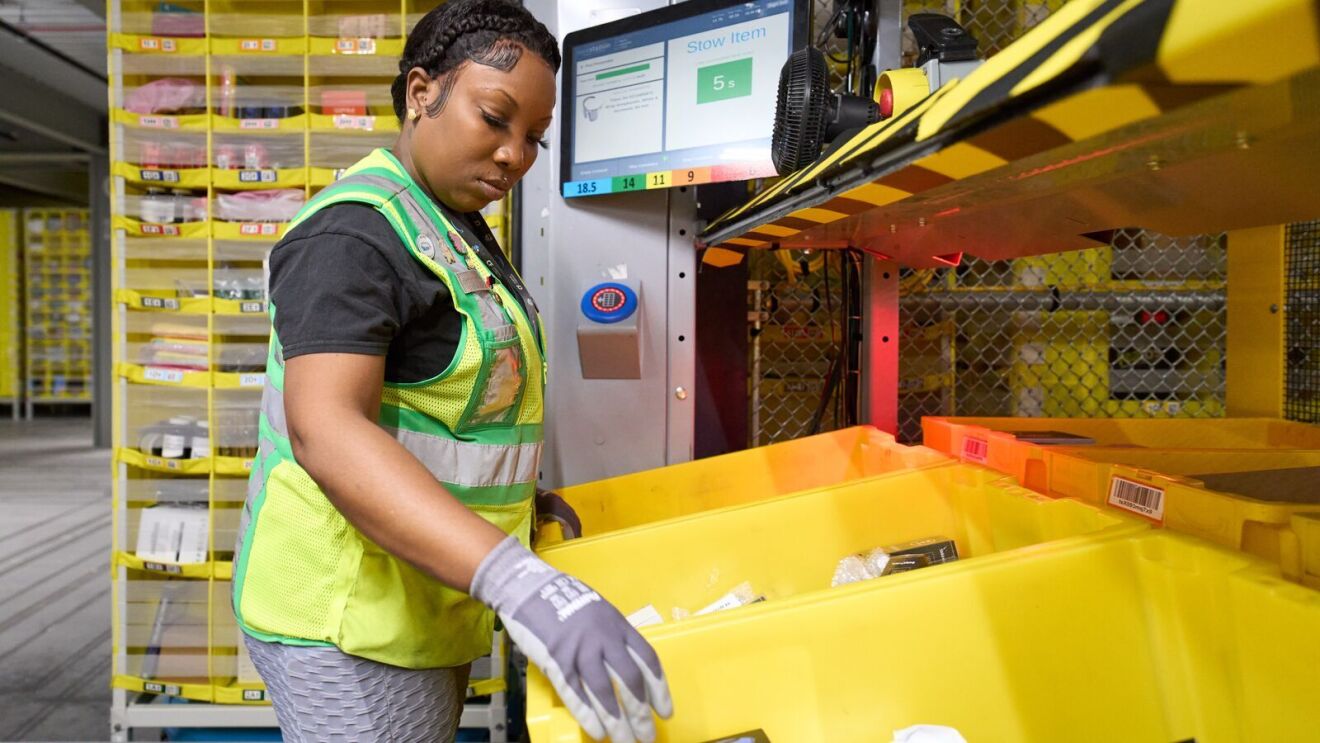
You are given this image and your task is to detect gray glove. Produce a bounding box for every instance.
[471,536,672,742]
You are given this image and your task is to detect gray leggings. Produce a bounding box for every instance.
[244,634,471,743]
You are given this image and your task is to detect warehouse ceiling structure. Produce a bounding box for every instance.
[0,0,107,206]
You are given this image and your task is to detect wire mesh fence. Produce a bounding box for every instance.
[1286,221,1320,423]
[749,0,1232,446]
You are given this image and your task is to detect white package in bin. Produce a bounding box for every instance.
[136,504,209,564]
[695,582,762,616]
[626,604,665,629]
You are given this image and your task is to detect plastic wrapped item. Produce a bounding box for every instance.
[892,725,968,743]
[124,78,204,115]
[215,189,305,222]
[832,537,957,587]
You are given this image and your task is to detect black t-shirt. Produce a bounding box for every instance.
[269,201,527,384]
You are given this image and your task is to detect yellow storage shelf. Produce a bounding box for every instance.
[208,37,308,56]
[115,551,216,579]
[114,216,210,240]
[211,167,308,190]
[116,448,213,475]
[307,36,404,57]
[112,675,215,704]
[535,426,951,549]
[211,220,289,241]
[112,161,210,189]
[530,529,1320,742]
[308,112,400,133]
[114,289,211,315]
[116,362,211,390]
[111,108,209,132]
[210,113,308,134]
[109,32,208,55]
[108,4,516,736]
[530,464,1152,741]
[0,210,19,404]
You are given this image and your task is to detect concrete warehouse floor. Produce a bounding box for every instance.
[0,416,110,742]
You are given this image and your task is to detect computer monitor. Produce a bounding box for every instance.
[560,0,809,199]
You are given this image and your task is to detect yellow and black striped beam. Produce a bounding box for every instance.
[700,0,1320,267]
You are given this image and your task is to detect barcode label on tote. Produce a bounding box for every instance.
[961,437,989,464]
[1108,476,1165,522]
[239,373,265,388]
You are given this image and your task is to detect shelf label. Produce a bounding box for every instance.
[139,223,181,237]
[143,681,164,694]
[137,37,177,52]
[332,168,348,181]
[243,459,254,471]
[333,114,377,131]
[137,115,180,129]
[239,373,266,388]
[239,222,280,237]
[237,169,277,183]
[143,561,184,574]
[139,169,181,184]
[144,456,183,470]
[242,689,266,701]
[239,118,280,130]
[143,366,185,384]
[961,436,989,464]
[335,37,377,55]
[1107,476,1165,523]
[239,300,266,314]
[239,38,278,52]
[139,296,181,311]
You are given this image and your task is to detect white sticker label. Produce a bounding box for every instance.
[332,114,376,131]
[242,689,265,701]
[961,436,989,464]
[138,115,180,129]
[139,222,181,237]
[240,38,277,52]
[239,118,279,130]
[1108,476,1165,522]
[239,373,265,388]
[139,169,181,183]
[140,296,181,311]
[237,169,277,183]
[239,222,279,236]
[143,366,185,384]
[239,301,265,313]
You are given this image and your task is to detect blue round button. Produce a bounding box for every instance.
[581,282,637,324]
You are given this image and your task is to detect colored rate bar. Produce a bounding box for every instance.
[562,162,776,198]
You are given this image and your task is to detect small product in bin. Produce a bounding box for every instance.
[626,604,664,629]
[695,581,764,616]
[832,536,958,586]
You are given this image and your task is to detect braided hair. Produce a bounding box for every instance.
[391,0,560,121]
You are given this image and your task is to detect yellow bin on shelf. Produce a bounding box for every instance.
[534,426,950,548]
[956,440,1320,581]
[921,416,1320,490]
[529,528,1320,742]
[528,463,1151,741]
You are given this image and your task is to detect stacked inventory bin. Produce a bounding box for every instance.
[0,210,19,418]
[23,210,93,417]
[107,2,512,739]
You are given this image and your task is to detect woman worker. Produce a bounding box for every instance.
[230,2,670,741]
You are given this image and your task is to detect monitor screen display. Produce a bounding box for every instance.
[560,0,807,198]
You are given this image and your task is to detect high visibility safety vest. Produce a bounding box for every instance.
[232,149,546,669]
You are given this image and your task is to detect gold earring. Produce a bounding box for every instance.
[408,108,419,121]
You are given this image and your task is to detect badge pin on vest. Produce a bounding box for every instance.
[416,233,437,259]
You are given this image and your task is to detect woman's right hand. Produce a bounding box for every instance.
[470,537,672,743]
